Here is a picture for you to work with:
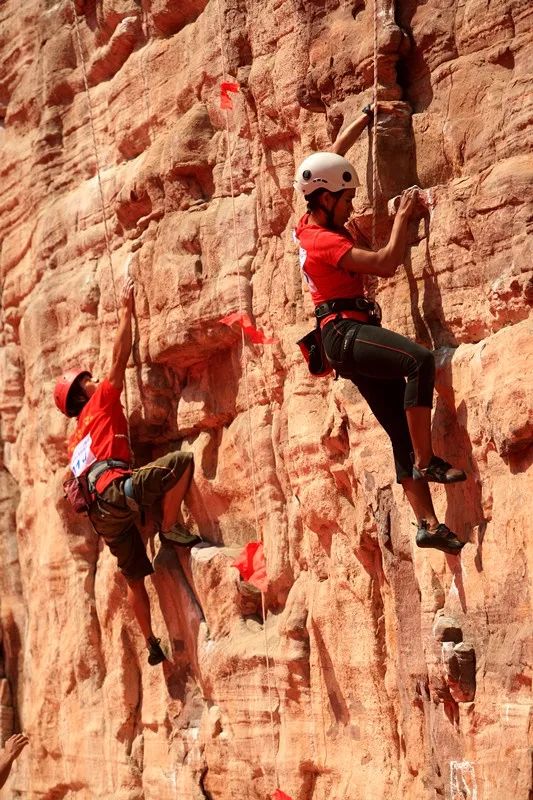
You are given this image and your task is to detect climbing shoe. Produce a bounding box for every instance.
[416,520,465,555]
[159,522,202,547]
[412,455,466,484]
[147,636,167,666]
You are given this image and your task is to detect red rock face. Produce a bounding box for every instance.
[0,1,531,798]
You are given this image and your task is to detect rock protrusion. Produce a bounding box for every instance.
[432,611,463,644]
[443,642,476,703]
[87,16,141,86]
[433,611,476,703]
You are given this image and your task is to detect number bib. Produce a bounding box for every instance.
[70,433,96,477]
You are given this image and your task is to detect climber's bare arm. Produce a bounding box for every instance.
[331,109,372,156]
[0,734,29,789]
[108,277,134,391]
[339,188,418,277]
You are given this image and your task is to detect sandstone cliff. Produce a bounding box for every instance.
[0,0,531,798]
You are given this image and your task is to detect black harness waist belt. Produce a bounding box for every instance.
[314,296,379,320]
[87,459,131,492]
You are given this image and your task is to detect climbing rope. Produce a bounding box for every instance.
[307,579,328,771]
[215,0,279,790]
[69,2,134,458]
[140,9,154,146]
[371,0,380,250]
[70,5,119,315]
[68,3,384,795]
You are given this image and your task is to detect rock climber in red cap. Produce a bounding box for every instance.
[294,105,466,555]
[54,276,200,665]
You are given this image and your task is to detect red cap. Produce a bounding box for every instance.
[53,370,92,417]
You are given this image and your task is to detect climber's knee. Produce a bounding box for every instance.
[419,347,435,382]
[131,450,194,507]
[405,347,435,408]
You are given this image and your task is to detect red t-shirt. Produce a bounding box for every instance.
[295,214,365,304]
[68,378,132,494]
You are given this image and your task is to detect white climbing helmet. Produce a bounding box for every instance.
[293,152,360,197]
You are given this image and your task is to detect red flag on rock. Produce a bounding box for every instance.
[272,791,294,800]
[220,81,239,109]
[233,541,268,592]
[220,311,276,345]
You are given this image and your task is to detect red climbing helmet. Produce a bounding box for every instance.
[53,369,92,417]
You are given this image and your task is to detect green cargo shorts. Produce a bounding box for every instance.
[89,451,194,581]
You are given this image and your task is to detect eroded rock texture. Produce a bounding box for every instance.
[0,0,531,798]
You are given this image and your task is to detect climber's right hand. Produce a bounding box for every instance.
[121,276,134,313]
[397,186,419,219]
[4,734,29,761]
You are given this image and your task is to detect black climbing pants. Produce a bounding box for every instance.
[321,319,435,483]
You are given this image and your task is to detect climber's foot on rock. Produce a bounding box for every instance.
[159,522,202,547]
[238,580,261,598]
[237,580,262,616]
[147,636,167,666]
[416,520,465,555]
[413,455,466,484]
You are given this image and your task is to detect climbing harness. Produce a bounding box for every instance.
[63,458,131,515]
[314,296,382,325]
[296,296,382,378]
[86,459,131,491]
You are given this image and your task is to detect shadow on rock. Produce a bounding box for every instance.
[433,353,488,572]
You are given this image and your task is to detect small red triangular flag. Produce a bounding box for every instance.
[233,541,268,592]
[220,311,276,345]
[220,81,239,109]
[272,791,294,800]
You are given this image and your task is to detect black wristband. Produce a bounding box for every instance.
[362,104,373,119]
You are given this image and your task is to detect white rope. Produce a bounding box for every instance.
[307,578,328,770]
[215,0,279,787]
[140,9,154,145]
[70,5,119,315]
[69,3,133,456]
[372,0,380,250]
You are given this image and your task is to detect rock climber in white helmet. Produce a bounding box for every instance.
[294,105,467,555]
